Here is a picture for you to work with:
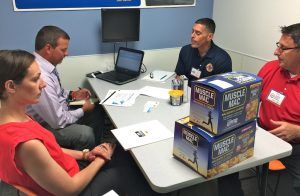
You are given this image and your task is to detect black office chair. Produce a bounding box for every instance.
[240,160,286,196]
[267,160,286,196]
[0,180,36,196]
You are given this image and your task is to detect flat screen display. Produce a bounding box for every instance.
[101,9,140,42]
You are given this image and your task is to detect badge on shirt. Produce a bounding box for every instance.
[206,63,213,72]
[267,89,285,106]
[191,67,201,78]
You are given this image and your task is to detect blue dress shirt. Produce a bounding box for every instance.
[27,52,84,129]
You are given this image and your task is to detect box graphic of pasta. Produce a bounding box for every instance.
[190,72,261,135]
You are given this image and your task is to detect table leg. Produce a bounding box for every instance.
[260,162,269,196]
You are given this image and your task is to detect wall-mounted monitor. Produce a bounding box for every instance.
[101,9,140,43]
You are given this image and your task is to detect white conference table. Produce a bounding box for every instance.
[87,71,292,196]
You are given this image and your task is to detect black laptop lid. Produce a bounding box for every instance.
[115,47,144,76]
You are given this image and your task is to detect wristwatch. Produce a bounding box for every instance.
[82,149,90,160]
[67,91,76,102]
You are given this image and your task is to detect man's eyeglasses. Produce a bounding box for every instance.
[276,42,300,52]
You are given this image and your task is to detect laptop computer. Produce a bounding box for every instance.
[96,47,144,85]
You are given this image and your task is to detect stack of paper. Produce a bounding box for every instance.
[101,90,139,107]
[139,86,170,100]
[111,120,173,150]
[142,70,175,82]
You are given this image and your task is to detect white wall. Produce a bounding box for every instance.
[213,0,300,73]
[226,50,267,74]
[58,47,181,89]
[61,0,300,89]
[58,47,256,90]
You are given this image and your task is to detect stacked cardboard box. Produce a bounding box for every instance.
[173,72,262,178]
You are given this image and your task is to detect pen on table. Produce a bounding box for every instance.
[101,90,117,104]
[91,73,96,78]
[160,75,167,80]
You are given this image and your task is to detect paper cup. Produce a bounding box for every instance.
[169,90,184,106]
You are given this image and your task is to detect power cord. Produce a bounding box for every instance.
[141,63,147,73]
[113,43,117,65]
[113,42,128,65]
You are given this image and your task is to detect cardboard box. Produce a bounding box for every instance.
[190,72,261,135]
[173,117,256,178]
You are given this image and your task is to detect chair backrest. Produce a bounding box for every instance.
[268,160,286,171]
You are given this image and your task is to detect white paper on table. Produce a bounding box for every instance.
[111,120,173,150]
[101,90,140,107]
[142,70,175,82]
[143,101,159,113]
[102,190,119,196]
[139,86,170,100]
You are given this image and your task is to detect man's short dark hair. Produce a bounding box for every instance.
[35,26,70,51]
[195,18,216,34]
[281,23,300,47]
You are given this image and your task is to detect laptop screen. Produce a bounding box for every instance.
[115,47,144,75]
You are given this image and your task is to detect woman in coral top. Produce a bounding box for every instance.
[0,50,155,196]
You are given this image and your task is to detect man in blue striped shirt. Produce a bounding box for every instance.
[27,26,104,151]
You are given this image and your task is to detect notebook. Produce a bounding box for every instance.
[96,47,144,85]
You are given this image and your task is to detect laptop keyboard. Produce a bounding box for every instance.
[104,72,132,81]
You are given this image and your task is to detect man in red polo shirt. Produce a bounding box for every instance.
[219,23,300,196]
[258,23,300,195]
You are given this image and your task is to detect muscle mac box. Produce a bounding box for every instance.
[173,117,256,178]
[190,72,261,135]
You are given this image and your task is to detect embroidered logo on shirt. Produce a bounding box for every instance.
[206,63,213,72]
